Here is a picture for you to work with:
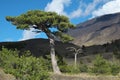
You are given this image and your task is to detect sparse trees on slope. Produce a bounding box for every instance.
[6,10,74,74]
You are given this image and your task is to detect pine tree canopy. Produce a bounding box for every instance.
[6,10,75,42]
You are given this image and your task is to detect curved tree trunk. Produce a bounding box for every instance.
[43,29,61,74]
[49,38,61,74]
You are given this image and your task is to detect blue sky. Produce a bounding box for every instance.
[0,0,120,42]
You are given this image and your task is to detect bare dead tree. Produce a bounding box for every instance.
[66,47,82,68]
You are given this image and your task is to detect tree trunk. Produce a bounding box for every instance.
[74,53,77,68]
[49,38,61,74]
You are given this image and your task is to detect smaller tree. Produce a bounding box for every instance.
[66,47,82,68]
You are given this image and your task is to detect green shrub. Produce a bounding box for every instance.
[90,54,120,75]
[90,55,111,75]
[110,63,120,75]
[0,47,50,80]
[79,64,88,72]
[0,47,19,68]
[60,65,71,73]
[60,65,80,74]
[113,49,120,59]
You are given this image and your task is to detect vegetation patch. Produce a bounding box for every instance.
[0,48,50,80]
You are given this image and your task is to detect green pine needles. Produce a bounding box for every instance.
[6,10,74,42]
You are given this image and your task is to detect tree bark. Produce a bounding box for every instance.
[49,38,61,74]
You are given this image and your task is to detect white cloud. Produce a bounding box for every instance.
[92,0,120,17]
[20,28,39,41]
[67,0,113,19]
[69,9,82,19]
[69,0,109,19]
[45,0,107,19]
[45,0,71,15]
[44,0,112,19]
[84,0,101,16]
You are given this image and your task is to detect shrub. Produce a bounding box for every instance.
[60,65,80,74]
[60,65,71,73]
[90,55,111,75]
[110,63,120,75]
[0,47,19,68]
[113,49,120,59]
[79,64,88,72]
[0,47,50,80]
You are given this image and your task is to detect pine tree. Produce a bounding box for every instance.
[6,10,74,74]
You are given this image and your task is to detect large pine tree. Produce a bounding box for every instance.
[6,10,74,74]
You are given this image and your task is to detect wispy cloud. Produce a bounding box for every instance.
[92,0,120,17]
[69,0,111,19]
[45,0,71,15]
[44,0,111,19]
[69,9,82,19]
[20,28,39,41]
[84,0,101,16]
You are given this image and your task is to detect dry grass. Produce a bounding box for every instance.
[0,68,120,80]
[0,68,16,80]
[51,73,120,80]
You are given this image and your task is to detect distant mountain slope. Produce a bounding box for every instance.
[68,12,120,46]
[0,38,78,58]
